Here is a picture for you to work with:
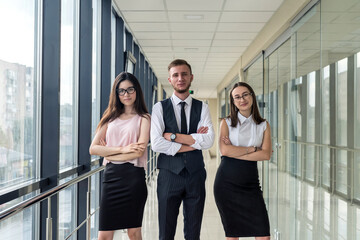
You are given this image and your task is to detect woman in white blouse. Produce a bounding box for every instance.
[214,82,272,240]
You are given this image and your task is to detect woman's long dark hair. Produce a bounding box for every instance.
[228,82,265,127]
[97,72,149,130]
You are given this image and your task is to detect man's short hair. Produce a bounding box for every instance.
[168,59,192,74]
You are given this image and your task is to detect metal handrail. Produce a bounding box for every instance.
[0,144,158,240]
[0,165,105,222]
[280,139,360,153]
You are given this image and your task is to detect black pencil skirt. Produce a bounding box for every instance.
[99,162,147,231]
[213,156,270,238]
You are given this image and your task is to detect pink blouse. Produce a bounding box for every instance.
[103,114,147,169]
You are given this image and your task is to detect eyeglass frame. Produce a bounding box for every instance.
[117,86,136,96]
[233,92,253,101]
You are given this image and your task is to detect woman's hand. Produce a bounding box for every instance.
[100,138,106,146]
[221,136,232,145]
[121,143,146,153]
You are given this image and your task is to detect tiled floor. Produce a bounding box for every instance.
[114,156,252,240]
[113,155,360,240]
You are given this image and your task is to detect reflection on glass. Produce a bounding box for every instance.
[336,58,347,147]
[0,192,37,239]
[355,152,360,200]
[244,55,263,96]
[58,177,77,240]
[322,66,330,145]
[305,145,315,182]
[60,0,79,171]
[356,53,360,149]
[219,89,226,118]
[322,147,331,187]
[0,0,37,190]
[337,199,347,240]
[357,208,360,239]
[307,71,316,142]
[0,205,36,239]
[335,150,348,195]
[90,168,100,239]
[355,53,360,200]
[323,191,330,232]
[306,185,314,221]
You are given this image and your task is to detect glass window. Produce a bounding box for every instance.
[90,168,101,239]
[244,55,264,116]
[356,53,360,200]
[0,198,39,240]
[219,89,226,118]
[336,58,348,147]
[306,185,314,221]
[321,146,331,188]
[59,0,79,171]
[58,177,77,240]
[0,0,39,190]
[357,208,360,240]
[337,199,347,240]
[323,191,331,232]
[307,71,316,142]
[356,53,360,149]
[91,0,101,159]
[322,66,330,145]
[335,149,348,195]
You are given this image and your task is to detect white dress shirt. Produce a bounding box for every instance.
[225,112,267,149]
[151,93,215,156]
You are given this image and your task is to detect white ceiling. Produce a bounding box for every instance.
[114,0,284,99]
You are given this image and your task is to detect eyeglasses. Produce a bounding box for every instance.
[117,87,136,96]
[233,92,252,101]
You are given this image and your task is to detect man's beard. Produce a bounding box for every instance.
[173,83,191,94]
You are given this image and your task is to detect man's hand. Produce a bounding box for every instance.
[163,126,208,142]
[163,132,172,141]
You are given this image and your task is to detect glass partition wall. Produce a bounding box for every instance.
[237,0,360,238]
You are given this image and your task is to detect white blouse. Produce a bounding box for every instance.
[225,112,267,148]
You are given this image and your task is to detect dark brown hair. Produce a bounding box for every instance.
[97,72,149,130]
[168,59,192,74]
[228,82,265,127]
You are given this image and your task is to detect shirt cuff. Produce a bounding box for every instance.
[189,133,202,150]
[168,142,182,156]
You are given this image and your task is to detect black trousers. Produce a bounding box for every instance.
[157,168,206,240]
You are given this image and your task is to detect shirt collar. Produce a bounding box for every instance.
[172,93,192,106]
[237,111,253,125]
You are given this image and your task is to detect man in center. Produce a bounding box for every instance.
[151,59,215,240]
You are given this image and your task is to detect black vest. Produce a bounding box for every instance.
[157,98,204,174]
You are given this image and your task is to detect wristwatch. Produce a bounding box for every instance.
[170,133,176,142]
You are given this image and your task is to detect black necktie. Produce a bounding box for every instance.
[180,102,187,134]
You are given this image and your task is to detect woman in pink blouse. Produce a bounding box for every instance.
[90,72,150,240]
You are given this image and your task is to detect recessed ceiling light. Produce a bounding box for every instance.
[184,47,199,52]
[184,14,204,20]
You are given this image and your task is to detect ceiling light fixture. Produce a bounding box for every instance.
[184,47,199,52]
[184,14,204,20]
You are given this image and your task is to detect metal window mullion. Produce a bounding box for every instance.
[347,55,355,202]
[329,62,336,194]
[115,16,124,74]
[41,1,61,239]
[77,0,93,238]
